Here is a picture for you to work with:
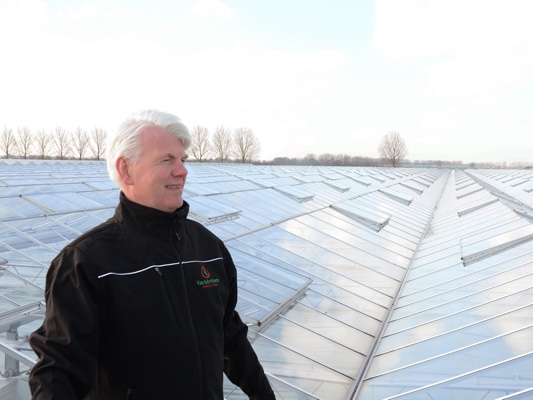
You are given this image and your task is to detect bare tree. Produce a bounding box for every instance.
[190,125,210,162]
[72,126,89,160]
[378,131,408,167]
[52,126,71,160]
[233,127,260,163]
[212,125,233,162]
[1,125,16,159]
[90,127,107,160]
[34,129,50,159]
[34,129,49,159]
[16,126,32,159]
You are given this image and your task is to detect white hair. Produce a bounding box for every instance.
[106,110,191,187]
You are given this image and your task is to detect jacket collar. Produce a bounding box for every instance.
[115,191,188,239]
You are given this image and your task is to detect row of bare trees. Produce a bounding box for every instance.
[2,124,402,167]
[2,123,260,163]
[1,125,107,160]
[189,125,261,163]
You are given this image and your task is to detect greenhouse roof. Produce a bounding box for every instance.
[1,161,532,399]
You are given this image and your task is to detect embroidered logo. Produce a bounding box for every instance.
[197,266,219,289]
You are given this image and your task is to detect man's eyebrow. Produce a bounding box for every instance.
[160,153,188,160]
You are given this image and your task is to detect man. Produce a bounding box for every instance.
[29,110,276,399]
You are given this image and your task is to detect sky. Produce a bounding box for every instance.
[1,0,533,164]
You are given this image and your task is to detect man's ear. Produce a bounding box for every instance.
[116,156,134,186]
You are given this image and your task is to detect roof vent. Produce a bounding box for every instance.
[456,181,476,190]
[368,175,386,183]
[399,182,423,195]
[324,181,350,192]
[331,202,390,231]
[510,179,528,187]
[354,177,372,187]
[274,187,314,202]
[456,185,484,199]
[461,224,533,266]
[188,197,241,224]
[412,178,430,188]
[458,198,498,216]
[378,188,413,205]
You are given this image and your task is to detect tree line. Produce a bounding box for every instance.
[1,125,107,160]
[261,154,383,166]
[0,125,402,167]
[0,126,409,167]
[0,123,261,163]
[4,125,523,169]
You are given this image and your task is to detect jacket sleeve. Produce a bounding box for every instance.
[221,245,276,400]
[29,246,101,400]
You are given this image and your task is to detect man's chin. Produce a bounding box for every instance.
[171,199,184,211]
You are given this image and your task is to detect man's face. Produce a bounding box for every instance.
[120,126,189,212]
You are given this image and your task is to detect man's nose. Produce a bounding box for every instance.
[173,161,188,176]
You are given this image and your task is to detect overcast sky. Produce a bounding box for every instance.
[1,0,532,163]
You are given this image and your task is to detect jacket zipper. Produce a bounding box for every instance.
[173,225,205,399]
[154,225,205,398]
[154,267,179,336]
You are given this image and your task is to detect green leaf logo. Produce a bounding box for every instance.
[201,266,211,279]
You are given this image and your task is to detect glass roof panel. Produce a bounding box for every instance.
[399,250,533,306]
[361,352,533,400]
[0,197,47,219]
[300,212,414,258]
[402,265,532,316]
[297,290,382,334]
[374,303,533,369]
[247,331,355,399]
[358,326,533,399]
[283,303,374,356]
[22,194,78,213]
[260,316,365,377]
[386,276,533,334]
[49,211,113,234]
[230,235,390,324]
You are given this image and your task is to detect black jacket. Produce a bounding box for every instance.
[29,193,275,399]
